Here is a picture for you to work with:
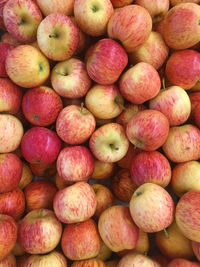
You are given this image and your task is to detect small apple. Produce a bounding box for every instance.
[91,160,116,180]
[29,161,57,178]
[18,162,33,190]
[37,0,74,16]
[117,143,142,169]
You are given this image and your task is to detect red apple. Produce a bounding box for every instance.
[96,239,112,262]
[194,103,200,128]
[192,241,200,261]
[0,0,8,29]
[22,86,63,126]
[189,92,200,123]
[168,258,200,267]
[91,160,116,180]
[0,153,22,193]
[29,161,57,178]
[18,209,62,254]
[53,181,97,224]
[0,32,22,46]
[0,43,14,77]
[126,109,169,151]
[110,0,135,7]
[18,162,33,190]
[171,0,200,5]
[107,5,152,52]
[21,126,61,164]
[54,172,73,190]
[117,143,141,169]
[37,0,74,16]
[71,259,106,267]
[151,253,169,267]
[0,253,16,266]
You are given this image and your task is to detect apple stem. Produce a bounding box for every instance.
[163,228,169,239]
[110,144,119,150]
[162,77,166,90]
[49,33,58,38]
[80,102,84,113]
[54,69,66,76]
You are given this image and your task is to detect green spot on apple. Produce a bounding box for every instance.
[91,5,99,12]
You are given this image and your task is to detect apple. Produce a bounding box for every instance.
[162,124,200,163]
[134,230,150,255]
[61,219,101,260]
[21,126,61,164]
[163,3,200,50]
[126,109,169,151]
[89,122,129,163]
[22,250,67,267]
[171,0,200,5]
[194,103,200,128]
[171,161,200,197]
[18,163,32,190]
[16,254,30,267]
[165,50,200,90]
[85,84,124,119]
[151,253,169,267]
[5,45,50,88]
[117,143,141,169]
[156,221,194,260]
[86,38,128,85]
[37,0,74,16]
[51,57,91,98]
[149,85,191,126]
[24,180,58,212]
[130,151,171,188]
[53,181,97,224]
[3,0,43,43]
[168,258,200,267]
[0,253,16,266]
[56,105,96,145]
[110,0,133,7]
[0,32,22,46]
[54,172,73,190]
[130,183,174,232]
[71,259,106,267]
[37,13,79,61]
[18,209,62,254]
[22,86,63,126]
[105,260,119,267]
[107,5,152,53]
[189,92,200,123]
[0,43,14,77]
[0,0,8,29]
[95,239,112,261]
[74,0,114,36]
[29,161,57,178]
[0,187,25,221]
[0,153,22,193]
[176,191,200,242]
[111,168,137,203]
[119,62,161,104]
[192,241,200,261]
[98,205,139,252]
[91,160,116,180]
[91,183,115,220]
[56,146,94,182]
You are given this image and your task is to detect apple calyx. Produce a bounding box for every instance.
[153,13,164,24]
[133,138,144,148]
[163,228,169,239]
[110,143,119,151]
[91,5,99,13]
[135,191,142,197]
[49,33,58,38]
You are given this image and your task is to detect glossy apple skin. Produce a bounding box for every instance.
[86,38,128,85]
[22,86,63,126]
[163,3,200,50]
[130,183,174,232]
[130,151,171,188]
[37,13,79,61]
[91,160,116,180]
[162,124,200,163]
[168,258,200,267]
[53,182,97,224]
[5,45,50,88]
[18,209,62,254]
[98,205,139,252]
[107,5,152,53]
[126,109,169,151]
[56,146,94,182]
[165,50,200,90]
[71,259,106,267]
[21,127,61,164]
[119,62,161,104]
[61,219,101,260]
[37,0,74,16]
[0,253,16,266]
[0,153,22,193]
[0,43,14,77]
[0,187,25,221]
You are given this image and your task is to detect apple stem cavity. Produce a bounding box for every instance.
[54,69,67,76]
[110,143,119,151]
[49,33,58,38]
[136,191,142,197]
[115,96,125,110]
[91,5,99,12]
[163,228,169,239]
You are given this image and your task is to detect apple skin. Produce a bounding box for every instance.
[89,123,129,163]
[74,0,114,37]
[189,92,200,123]
[107,5,152,53]
[0,43,14,77]
[61,219,101,260]
[56,105,96,145]
[111,168,137,203]
[130,183,174,232]
[54,172,73,190]
[5,45,50,88]
[149,85,191,126]
[98,205,139,252]
[1,32,22,46]
[176,191,200,242]
[162,124,200,163]
[0,214,17,261]
[37,0,74,16]
[91,184,115,220]
[151,253,169,267]
[16,254,30,267]
[0,0,8,29]
[110,0,133,7]
[0,253,16,266]
[3,0,43,43]
[171,0,200,5]
[163,3,200,50]
[95,239,112,262]
[194,103,200,128]
[156,221,194,260]
[165,50,200,90]
[18,209,62,254]
[168,258,200,267]
[53,181,97,224]
[22,86,63,126]
[86,38,128,85]
[192,241,200,261]
[126,109,169,151]
[24,180,58,212]
[21,126,61,164]
[85,84,124,119]
[56,146,94,182]
[119,62,161,104]
[0,153,22,193]
[0,187,25,221]
[22,250,67,267]
[71,259,106,267]
[171,161,200,197]
[117,143,141,169]
[91,160,116,180]
[18,162,33,190]
[51,58,91,98]
[29,161,57,178]
[130,151,171,188]
[37,13,79,61]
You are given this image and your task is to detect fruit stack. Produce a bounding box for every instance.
[0,0,200,266]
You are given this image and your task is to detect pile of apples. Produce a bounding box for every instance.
[1,0,200,266]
